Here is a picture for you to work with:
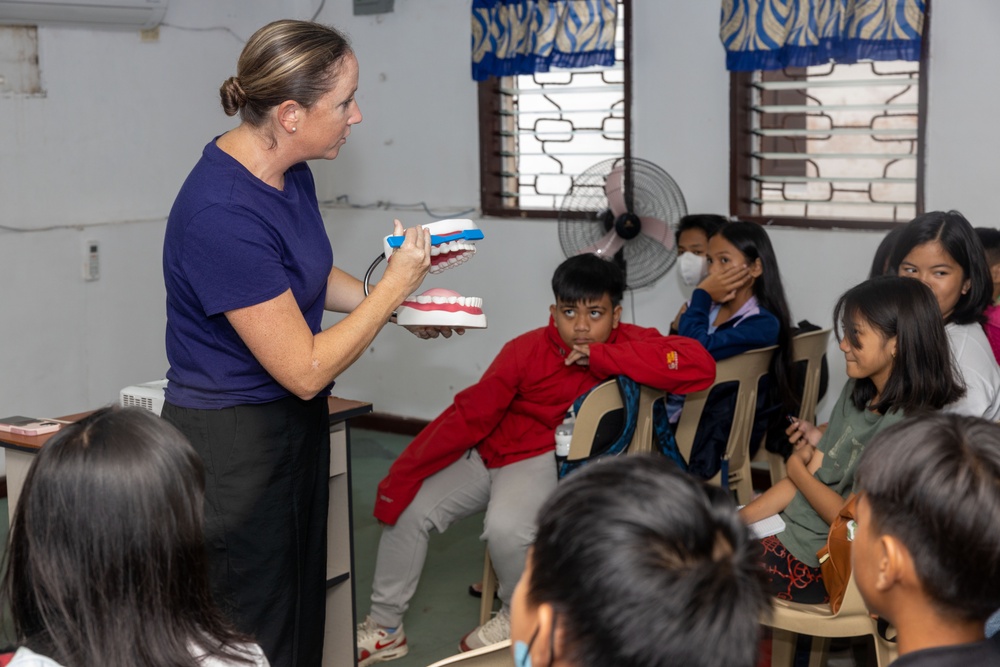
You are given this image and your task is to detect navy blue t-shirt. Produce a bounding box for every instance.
[163,139,334,408]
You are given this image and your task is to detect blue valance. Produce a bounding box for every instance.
[720,0,925,71]
[472,0,617,82]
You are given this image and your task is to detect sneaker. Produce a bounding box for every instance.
[357,615,408,666]
[459,607,510,651]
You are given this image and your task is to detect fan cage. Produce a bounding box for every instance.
[558,157,687,289]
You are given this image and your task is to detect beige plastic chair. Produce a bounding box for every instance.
[426,639,514,667]
[479,378,660,624]
[674,345,777,505]
[767,328,832,484]
[765,571,897,667]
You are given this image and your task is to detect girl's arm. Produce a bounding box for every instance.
[784,454,844,525]
[739,478,798,524]
[739,444,827,525]
[677,290,780,360]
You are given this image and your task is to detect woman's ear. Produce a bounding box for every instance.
[277,100,300,135]
[749,257,763,278]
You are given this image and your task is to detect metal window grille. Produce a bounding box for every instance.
[479,0,628,217]
[732,60,923,227]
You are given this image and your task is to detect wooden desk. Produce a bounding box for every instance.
[0,396,373,667]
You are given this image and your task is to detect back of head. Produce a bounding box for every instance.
[3,406,245,667]
[675,213,728,245]
[220,20,353,127]
[527,456,769,667]
[552,254,625,307]
[868,225,906,279]
[834,275,963,414]
[888,210,992,324]
[856,414,1000,622]
[975,226,1000,267]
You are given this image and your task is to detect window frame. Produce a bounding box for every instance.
[477,0,632,219]
[728,20,930,231]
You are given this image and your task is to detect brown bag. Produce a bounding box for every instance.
[816,493,858,614]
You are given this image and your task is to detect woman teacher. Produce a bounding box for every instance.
[162,19,449,667]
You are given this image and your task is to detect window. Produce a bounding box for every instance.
[478,0,630,218]
[731,58,925,229]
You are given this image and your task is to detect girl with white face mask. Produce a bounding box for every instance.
[672,214,727,291]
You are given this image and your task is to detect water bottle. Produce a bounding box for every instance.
[554,421,574,469]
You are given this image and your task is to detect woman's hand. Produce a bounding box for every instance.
[404,325,466,340]
[786,418,823,448]
[381,219,431,299]
[697,264,751,303]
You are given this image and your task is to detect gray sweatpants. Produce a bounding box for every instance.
[368,449,557,628]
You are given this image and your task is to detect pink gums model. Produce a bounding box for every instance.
[396,288,487,329]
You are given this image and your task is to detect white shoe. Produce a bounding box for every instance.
[459,607,511,651]
[357,615,408,666]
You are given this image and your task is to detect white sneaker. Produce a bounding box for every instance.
[357,615,408,666]
[459,607,511,651]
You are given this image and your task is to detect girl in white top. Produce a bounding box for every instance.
[890,210,1000,420]
[1,407,269,667]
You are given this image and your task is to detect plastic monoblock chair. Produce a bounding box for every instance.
[766,571,897,667]
[673,345,777,505]
[767,328,832,484]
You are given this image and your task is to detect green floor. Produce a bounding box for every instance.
[350,429,496,667]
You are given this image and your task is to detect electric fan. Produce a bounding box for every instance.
[558,157,687,289]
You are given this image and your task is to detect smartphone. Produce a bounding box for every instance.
[0,416,37,433]
[9,420,65,436]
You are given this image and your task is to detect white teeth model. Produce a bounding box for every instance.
[429,243,475,274]
[396,288,488,329]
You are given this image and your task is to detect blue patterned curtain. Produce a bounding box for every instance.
[471,0,617,82]
[720,0,925,71]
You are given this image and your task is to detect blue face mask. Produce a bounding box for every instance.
[514,626,540,667]
[513,640,532,667]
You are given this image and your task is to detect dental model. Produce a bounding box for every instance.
[366,219,488,329]
[383,219,484,275]
[395,288,487,329]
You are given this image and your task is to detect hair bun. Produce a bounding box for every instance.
[219,76,248,116]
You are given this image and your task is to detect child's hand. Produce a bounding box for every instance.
[786,418,823,448]
[791,438,816,466]
[565,344,591,366]
[697,264,751,303]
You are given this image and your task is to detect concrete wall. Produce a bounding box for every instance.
[2,1,997,464]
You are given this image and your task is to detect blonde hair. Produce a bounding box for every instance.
[220,20,353,127]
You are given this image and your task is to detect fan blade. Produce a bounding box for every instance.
[638,216,675,250]
[604,164,627,218]
[579,230,625,259]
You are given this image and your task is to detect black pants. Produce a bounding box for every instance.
[162,395,331,667]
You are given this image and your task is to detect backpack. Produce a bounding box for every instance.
[557,376,686,479]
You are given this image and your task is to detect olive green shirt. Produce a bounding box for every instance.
[778,380,905,567]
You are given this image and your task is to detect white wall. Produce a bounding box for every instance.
[1,0,996,453]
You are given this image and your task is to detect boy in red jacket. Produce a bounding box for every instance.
[356,254,716,666]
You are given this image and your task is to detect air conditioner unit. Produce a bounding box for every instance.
[120,379,167,416]
[0,0,168,29]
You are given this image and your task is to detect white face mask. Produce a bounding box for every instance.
[677,252,708,286]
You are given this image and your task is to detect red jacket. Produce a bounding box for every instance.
[373,318,716,525]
